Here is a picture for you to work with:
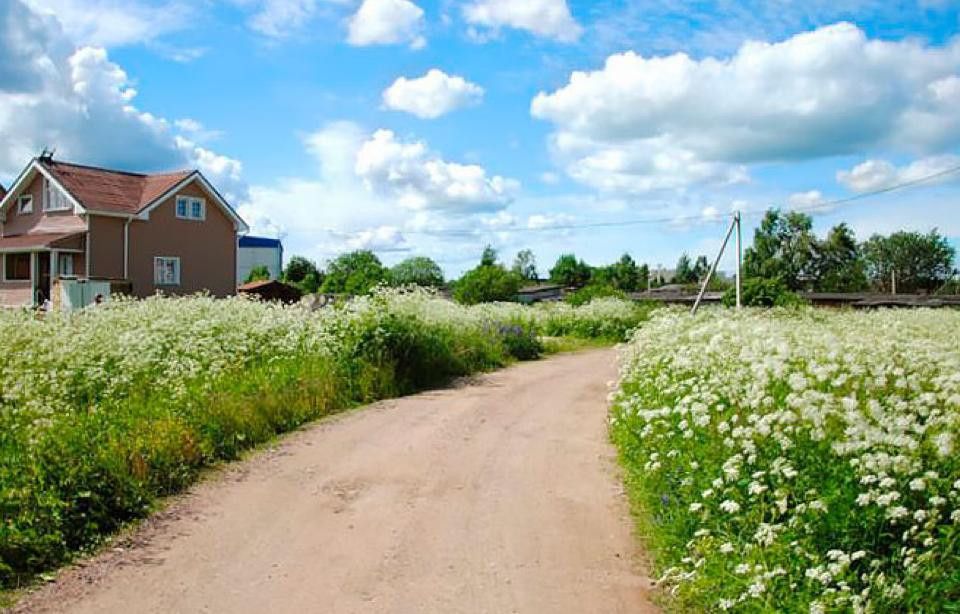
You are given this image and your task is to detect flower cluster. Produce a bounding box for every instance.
[611,307,960,612]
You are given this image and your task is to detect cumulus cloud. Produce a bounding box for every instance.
[531,23,960,194]
[240,122,521,264]
[245,0,319,38]
[355,129,519,213]
[787,190,827,208]
[836,155,960,193]
[382,69,483,119]
[22,0,194,47]
[462,0,581,43]
[347,0,425,49]
[0,1,248,208]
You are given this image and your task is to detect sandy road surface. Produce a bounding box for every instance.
[15,349,656,614]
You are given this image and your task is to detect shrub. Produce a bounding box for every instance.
[722,277,805,307]
[565,283,626,307]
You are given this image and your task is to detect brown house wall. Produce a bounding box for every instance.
[1,174,86,236]
[87,215,126,279]
[128,182,237,298]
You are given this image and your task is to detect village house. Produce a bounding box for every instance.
[0,154,248,307]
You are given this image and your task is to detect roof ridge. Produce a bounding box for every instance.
[41,159,195,179]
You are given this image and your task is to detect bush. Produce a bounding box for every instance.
[565,283,626,307]
[453,265,522,305]
[722,277,805,307]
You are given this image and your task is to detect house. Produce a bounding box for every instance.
[238,279,302,304]
[238,235,283,283]
[0,154,248,307]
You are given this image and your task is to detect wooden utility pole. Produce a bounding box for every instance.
[735,211,742,309]
[692,213,739,315]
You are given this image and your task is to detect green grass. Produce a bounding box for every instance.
[611,308,960,612]
[0,289,654,592]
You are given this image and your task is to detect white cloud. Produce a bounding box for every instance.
[836,155,960,193]
[355,129,519,213]
[243,0,316,38]
[382,69,483,119]
[526,212,575,229]
[22,0,194,47]
[240,122,522,265]
[462,0,581,43]
[347,0,425,49]
[787,190,827,208]
[334,225,410,252]
[0,1,248,209]
[532,23,960,194]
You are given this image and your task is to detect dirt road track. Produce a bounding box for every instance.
[15,349,657,614]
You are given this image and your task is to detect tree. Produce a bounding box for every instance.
[674,253,695,284]
[281,256,322,294]
[692,255,710,282]
[245,265,271,283]
[862,230,955,293]
[814,223,868,292]
[549,254,591,287]
[321,250,387,295]
[453,264,522,304]
[637,263,650,290]
[512,249,538,281]
[282,255,319,284]
[389,256,444,288]
[480,245,498,267]
[743,209,819,291]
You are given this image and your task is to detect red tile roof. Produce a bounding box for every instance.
[39,160,193,214]
[0,232,84,250]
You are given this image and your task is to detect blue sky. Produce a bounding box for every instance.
[2,0,959,276]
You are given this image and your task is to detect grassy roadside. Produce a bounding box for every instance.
[610,308,960,612]
[1,290,652,595]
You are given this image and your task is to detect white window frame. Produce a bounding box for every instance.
[57,253,75,277]
[154,256,181,286]
[42,178,71,212]
[17,195,33,214]
[175,195,205,221]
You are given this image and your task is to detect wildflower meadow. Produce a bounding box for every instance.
[0,289,649,587]
[611,308,960,612]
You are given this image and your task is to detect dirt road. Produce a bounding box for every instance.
[16,349,656,614]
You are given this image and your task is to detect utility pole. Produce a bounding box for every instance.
[735,210,742,309]
[692,213,739,315]
[891,269,896,295]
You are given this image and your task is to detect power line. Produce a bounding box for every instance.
[401,162,960,238]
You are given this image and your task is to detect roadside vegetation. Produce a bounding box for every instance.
[0,288,650,589]
[611,308,960,612]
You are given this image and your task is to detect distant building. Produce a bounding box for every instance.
[516,282,563,304]
[238,236,283,283]
[238,279,302,304]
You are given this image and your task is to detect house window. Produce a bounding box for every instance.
[4,253,31,281]
[17,195,33,214]
[42,179,71,211]
[154,257,180,286]
[175,196,205,220]
[57,253,74,277]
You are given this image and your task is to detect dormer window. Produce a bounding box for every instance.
[176,195,205,221]
[42,178,71,211]
[17,195,33,214]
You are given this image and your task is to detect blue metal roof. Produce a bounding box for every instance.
[239,236,282,249]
